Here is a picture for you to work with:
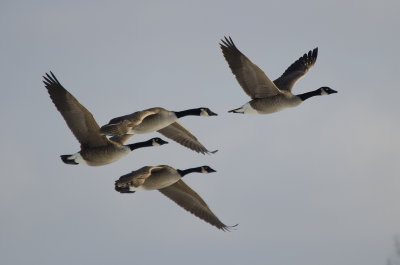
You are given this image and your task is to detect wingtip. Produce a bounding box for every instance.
[43,71,61,86]
[221,223,239,232]
[220,35,235,48]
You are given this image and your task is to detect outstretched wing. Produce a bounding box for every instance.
[158,122,216,154]
[159,180,234,231]
[273,48,318,92]
[220,36,281,99]
[43,72,109,148]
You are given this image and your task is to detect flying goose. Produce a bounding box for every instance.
[43,72,168,166]
[220,36,337,114]
[115,165,236,231]
[100,106,218,154]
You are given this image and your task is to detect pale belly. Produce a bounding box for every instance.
[81,146,131,166]
[249,95,302,114]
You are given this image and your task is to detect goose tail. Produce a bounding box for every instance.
[60,155,79,165]
[115,181,135,194]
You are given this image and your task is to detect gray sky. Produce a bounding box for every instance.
[1,0,400,264]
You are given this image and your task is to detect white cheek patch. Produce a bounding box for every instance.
[152,141,160,146]
[200,109,209,116]
[321,89,328,95]
[201,167,207,173]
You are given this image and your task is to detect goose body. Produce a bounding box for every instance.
[60,137,167,166]
[220,37,337,114]
[117,165,182,191]
[234,93,302,114]
[115,165,236,231]
[61,144,131,166]
[100,107,217,154]
[104,108,180,135]
[128,109,177,134]
[43,72,168,166]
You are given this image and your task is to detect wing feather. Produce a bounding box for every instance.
[43,72,109,147]
[220,36,281,99]
[273,48,318,92]
[159,180,232,231]
[109,134,135,145]
[157,122,215,154]
[115,166,164,190]
[100,108,161,136]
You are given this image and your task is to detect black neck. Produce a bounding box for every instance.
[127,140,152,151]
[297,89,321,101]
[177,167,202,177]
[174,108,201,118]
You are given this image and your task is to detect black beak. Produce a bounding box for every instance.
[329,89,338,94]
[324,87,337,94]
[209,110,218,116]
[208,167,217,173]
[159,139,169,145]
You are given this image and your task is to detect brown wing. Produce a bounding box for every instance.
[159,180,233,231]
[273,48,318,92]
[100,108,161,136]
[220,36,281,99]
[157,122,216,154]
[109,134,135,145]
[43,72,109,148]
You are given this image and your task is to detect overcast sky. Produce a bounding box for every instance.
[1,0,400,264]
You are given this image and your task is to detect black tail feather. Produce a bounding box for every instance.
[115,185,135,193]
[60,155,78,165]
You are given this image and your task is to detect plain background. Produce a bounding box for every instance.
[1,0,399,264]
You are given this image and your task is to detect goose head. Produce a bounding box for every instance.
[319,86,337,95]
[151,137,169,146]
[199,108,218,117]
[201,166,217,173]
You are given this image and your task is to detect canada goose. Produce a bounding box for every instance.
[43,72,168,166]
[100,107,218,154]
[115,165,236,231]
[220,36,337,114]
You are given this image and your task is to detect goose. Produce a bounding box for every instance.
[220,36,337,114]
[115,165,237,231]
[43,72,168,166]
[100,106,218,154]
